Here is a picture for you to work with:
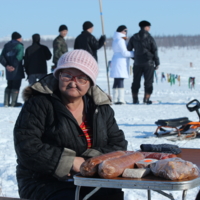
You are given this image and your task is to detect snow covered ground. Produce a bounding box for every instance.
[0,47,200,199]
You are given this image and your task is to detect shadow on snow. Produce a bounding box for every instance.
[0,103,4,107]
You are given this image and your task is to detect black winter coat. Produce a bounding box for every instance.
[74,31,105,61]
[24,42,52,75]
[127,30,160,66]
[14,74,127,200]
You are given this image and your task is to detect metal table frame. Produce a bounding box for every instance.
[74,175,200,200]
[74,148,200,200]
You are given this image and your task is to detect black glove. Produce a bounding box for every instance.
[140,144,181,155]
[100,35,106,41]
[154,66,159,70]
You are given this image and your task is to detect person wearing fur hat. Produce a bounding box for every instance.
[24,34,52,85]
[14,50,127,200]
[74,21,106,61]
[0,31,24,107]
[110,25,134,104]
[52,24,68,68]
[127,20,160,104]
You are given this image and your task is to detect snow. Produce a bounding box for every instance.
[0,47,200,199]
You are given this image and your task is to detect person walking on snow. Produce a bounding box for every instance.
[74,21,106,61]
[0,32,24,107]
[127,20,160,104]
[53,25,68,68]
[110,25,134,105]
[24,34,52,85]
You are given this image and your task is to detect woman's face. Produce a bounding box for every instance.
[121,29,127,36]
[59,68,91,100]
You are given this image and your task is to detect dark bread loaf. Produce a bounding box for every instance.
[98,152,145,179]
[80,151,126,177]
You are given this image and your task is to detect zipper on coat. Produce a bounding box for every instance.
[92,107,98,147]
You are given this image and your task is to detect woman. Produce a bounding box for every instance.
[14,50,127,200]
[110,25,134,104]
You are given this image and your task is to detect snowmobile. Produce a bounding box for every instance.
[154,99,200,141]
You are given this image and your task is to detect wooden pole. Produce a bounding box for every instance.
[99,0,110,96]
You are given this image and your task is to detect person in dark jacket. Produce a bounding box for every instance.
[196,190,200,200]
[0,32,24,107]
[24,34,52,85]
[74,21,106,61]
[127,20,160,104]
[52,24,68,68]
[14,50,127,200]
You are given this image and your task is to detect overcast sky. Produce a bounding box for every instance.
[0,0,200,39]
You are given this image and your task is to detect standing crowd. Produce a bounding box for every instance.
[0,20,159,107]
[0,21,107,107]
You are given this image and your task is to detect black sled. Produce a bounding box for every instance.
[154,99,200,140]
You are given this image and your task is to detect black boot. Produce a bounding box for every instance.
[133,97,139,104]
[143,98,152,105]
[4,88,11,107]
[143,93,152,105]
[132,93,139,104]
[10,89,22,107]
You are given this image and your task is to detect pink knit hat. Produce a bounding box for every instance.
[53,50,99,85]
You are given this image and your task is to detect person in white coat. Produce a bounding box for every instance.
[110,25,134,104]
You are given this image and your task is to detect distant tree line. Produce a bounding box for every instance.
[153,35,200,48]
[1,35,200,49]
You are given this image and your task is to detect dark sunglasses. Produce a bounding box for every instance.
[123,30,127,33]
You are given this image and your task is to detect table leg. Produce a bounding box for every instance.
[153,190,175,200]
[75,186,81,200]
[147,190,151,200]
[83,187,101,200]
[182,190,187,200]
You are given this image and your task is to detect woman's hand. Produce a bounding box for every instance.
[154,66,159,70]
[72,157,85,173]
[6,65,15,72]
